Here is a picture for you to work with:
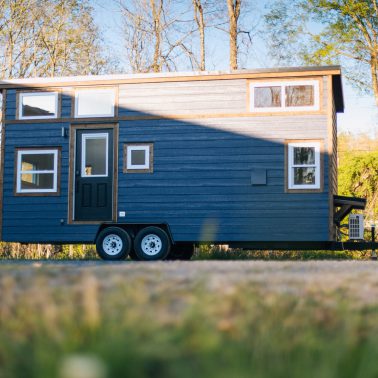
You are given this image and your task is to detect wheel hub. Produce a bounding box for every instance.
[102,234,123,256]
[141,234,162,256]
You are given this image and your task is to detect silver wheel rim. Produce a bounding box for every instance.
[141,234,162,256]
[102,234,123,256]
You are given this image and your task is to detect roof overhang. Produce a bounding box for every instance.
[0,65,342,87]
[332,74,344,113]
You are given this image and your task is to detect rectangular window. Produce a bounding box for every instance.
[19,92,59,119]
[16,148,59,194]
[75,88,115,118]
[81,133,108,177]
[287,141,321,190]
[250,80,320,112]
[124,143,153,173]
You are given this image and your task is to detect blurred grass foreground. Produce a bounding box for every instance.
[1,261,378,378]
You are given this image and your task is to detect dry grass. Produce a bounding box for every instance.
[1,261,378,378]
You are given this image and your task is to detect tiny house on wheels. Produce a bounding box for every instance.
[0,66,373,260]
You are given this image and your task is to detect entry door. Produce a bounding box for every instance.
[74,129,113,221]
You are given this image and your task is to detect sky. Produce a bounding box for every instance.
[92,0,377,138]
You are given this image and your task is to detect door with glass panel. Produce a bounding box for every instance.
[74,129,113,221]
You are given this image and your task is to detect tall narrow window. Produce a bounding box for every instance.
[287,141,321,190]
[250,80,320,112]
[16,148,60,194]
[75,88,115,118]
[19,92,59,119]
[81,133,108,177]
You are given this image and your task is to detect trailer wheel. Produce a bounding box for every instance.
[96,227,131,260]
[167,243,195,260]
[134,227,171,261]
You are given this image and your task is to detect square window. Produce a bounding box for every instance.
[75,88,115,118]
[287,142,321,190]
[131,150,146,166]
[254,86,281,108]
[124,144,153,173]
[15,148,60,194]
[285,85,314,107]
[19,92,59,119]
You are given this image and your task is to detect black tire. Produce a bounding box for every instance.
[134,227,171,261]
[96,227,132,260]
[167,243,195,260]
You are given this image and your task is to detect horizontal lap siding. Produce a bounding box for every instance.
[118,80,246,116]
[2,76,331,244]
[2,118,98,243]
[118,112,330,242]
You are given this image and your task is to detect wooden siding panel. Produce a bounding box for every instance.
[0,122,88,242]
[1,75,333,244]
[118,80,247,116]
[5,90,16,120]
[117,114,330,242]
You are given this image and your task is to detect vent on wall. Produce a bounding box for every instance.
[349,214,364,240]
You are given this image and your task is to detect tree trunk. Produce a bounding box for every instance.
[371,55,378,106]
[193,0,205,71]
[150,0,162,72]
[226,0,241,70]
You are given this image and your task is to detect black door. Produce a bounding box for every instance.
[74,129,113,221]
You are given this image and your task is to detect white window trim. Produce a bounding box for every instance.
[81,133,109,178]
[19,92,59,120]
[16,149,58,193]
[74,88,116,118]
[250,80,320,112]
[288,142,321,190]
[126,145,150,170]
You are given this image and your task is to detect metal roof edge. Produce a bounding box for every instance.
[0,65,342,88]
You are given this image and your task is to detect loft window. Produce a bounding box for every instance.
[16,148,60,194]
[250,80,320,112]
[287,141,321,190]
[124,143,153,173]
[75,88,115,118]
[19,92,58,119]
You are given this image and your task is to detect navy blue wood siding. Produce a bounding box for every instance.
[2,90,98,242]
[117,117,330,242]
[1,76,331,243]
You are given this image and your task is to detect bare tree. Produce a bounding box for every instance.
[192,0,206,70]
[226,0,241,70]
[0,0,110,79]
[118,0,198,73]
[150,0,164,72]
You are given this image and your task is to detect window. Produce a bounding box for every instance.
[81,133,108,177]
[250,80,320,112]
[287,141,321,190]
[124,144,153,173]
[75,88,116,118]
[16,148,60,194]
[19,92,58,119]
